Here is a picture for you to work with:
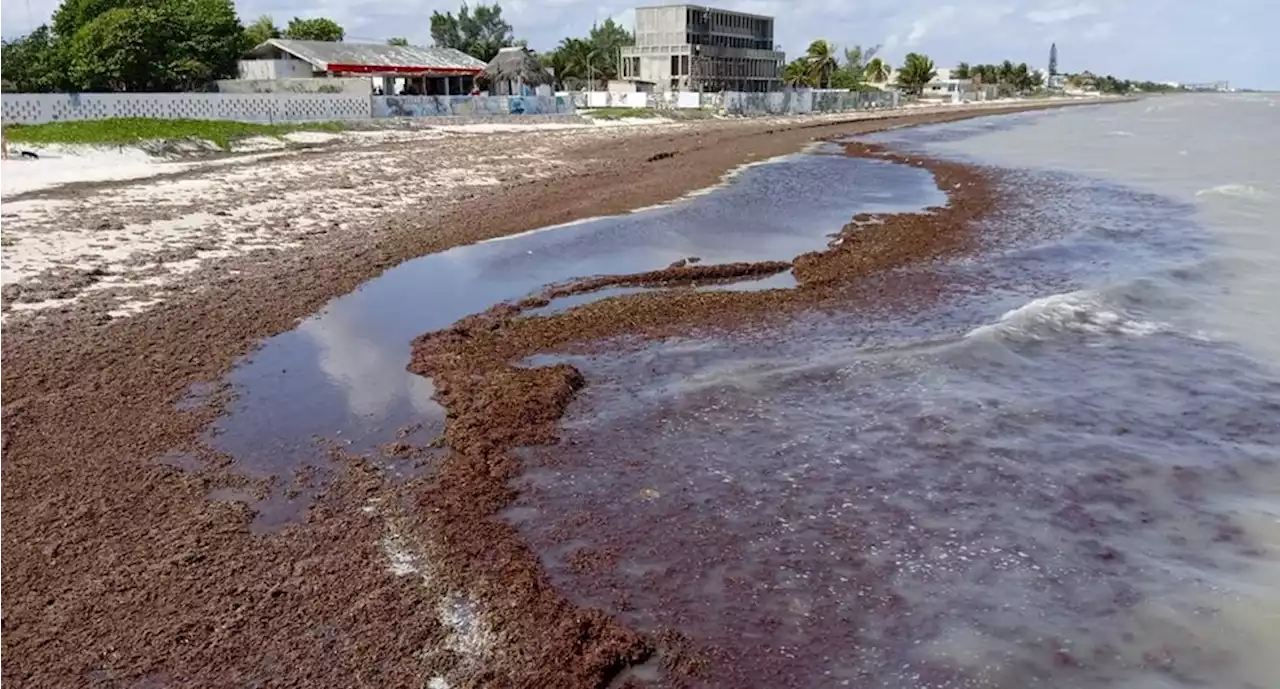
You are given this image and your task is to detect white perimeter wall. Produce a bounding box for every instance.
[2,89,906,125]
[237,59,315,80]
[1,92,372,124]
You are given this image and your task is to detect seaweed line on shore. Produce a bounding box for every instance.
[404,140,1002,687]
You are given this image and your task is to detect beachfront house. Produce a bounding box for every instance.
[867,68,994,102]
[232,39,487,96]
[917,68,976,101]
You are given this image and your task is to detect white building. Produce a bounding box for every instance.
[868,67,984,100]
[918,68,972,98]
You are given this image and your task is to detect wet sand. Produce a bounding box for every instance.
[3,102,1095,687]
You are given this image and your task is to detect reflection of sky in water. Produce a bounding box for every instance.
[212,152,944,475]
[299,309,439,420]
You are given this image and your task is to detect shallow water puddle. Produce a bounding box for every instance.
[201,151,943,519]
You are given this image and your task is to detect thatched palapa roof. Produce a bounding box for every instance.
[483,46,553,86]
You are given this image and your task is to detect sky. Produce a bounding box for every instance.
[1,0,1275,89]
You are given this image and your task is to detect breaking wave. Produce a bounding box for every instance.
[1195,183,1272,200]
[967,289,1167,342]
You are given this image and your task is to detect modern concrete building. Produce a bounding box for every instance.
[618,4,784,92]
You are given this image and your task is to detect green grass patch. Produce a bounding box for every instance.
[4,118,345,150]
[585,107,661,120]
[585,106,715,121]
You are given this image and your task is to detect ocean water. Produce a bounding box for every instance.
[502,96,1280,687]
[203,95,1280,685]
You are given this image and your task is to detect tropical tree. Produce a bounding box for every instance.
[830,43,878,89]
[541,19,633,88]
[585,18,633,81]
[783,58,814,87]
[387,36,409,46]
[953,61,970,80]
[1,26,63,92]
[430,2,515,62]
[864,57,891,83]
[998,60,1015,86]
[960,60,1040,94]
[52,0,130,37]
[896,52,936,94]
[1013,62,1033,91]
[1097,74,1131,94]
[65,7,169,91]
[43,0,243,91]
[241,15,279,52]
[283,17,344,41]
[544,37,597,87]
[804,39,838,88]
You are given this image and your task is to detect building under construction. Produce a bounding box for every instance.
[618,4,784,92]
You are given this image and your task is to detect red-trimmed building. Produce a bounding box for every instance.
[241,39,486,95]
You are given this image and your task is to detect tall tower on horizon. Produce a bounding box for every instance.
[1049,42,1059,76]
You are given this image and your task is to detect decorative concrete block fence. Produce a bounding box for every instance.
[1,88,900,125]
[1,92,371,125]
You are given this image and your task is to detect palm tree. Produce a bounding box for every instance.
[1012,62,1031,92]
[783,59,814,87]
[953,62,970,80]
[998,59,1016,85]
[842,44,878,75]
[804,39,838,88]
[896,52,937,94]
[544,38,598,89]
[829,44,880,90]
[864,57,891,83]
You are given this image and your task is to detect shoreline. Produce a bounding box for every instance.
[406,141,999,685]
[2,100,1103,687]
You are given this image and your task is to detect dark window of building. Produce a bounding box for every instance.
[671,55,680,76]
[681,55,689,75]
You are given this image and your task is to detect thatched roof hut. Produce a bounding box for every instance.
[483,46,553,95]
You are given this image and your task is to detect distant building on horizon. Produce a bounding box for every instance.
[618,4,785,92]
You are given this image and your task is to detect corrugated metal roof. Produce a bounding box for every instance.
[261,39,486,72]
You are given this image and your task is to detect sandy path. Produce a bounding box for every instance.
[1,101,1102,688]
